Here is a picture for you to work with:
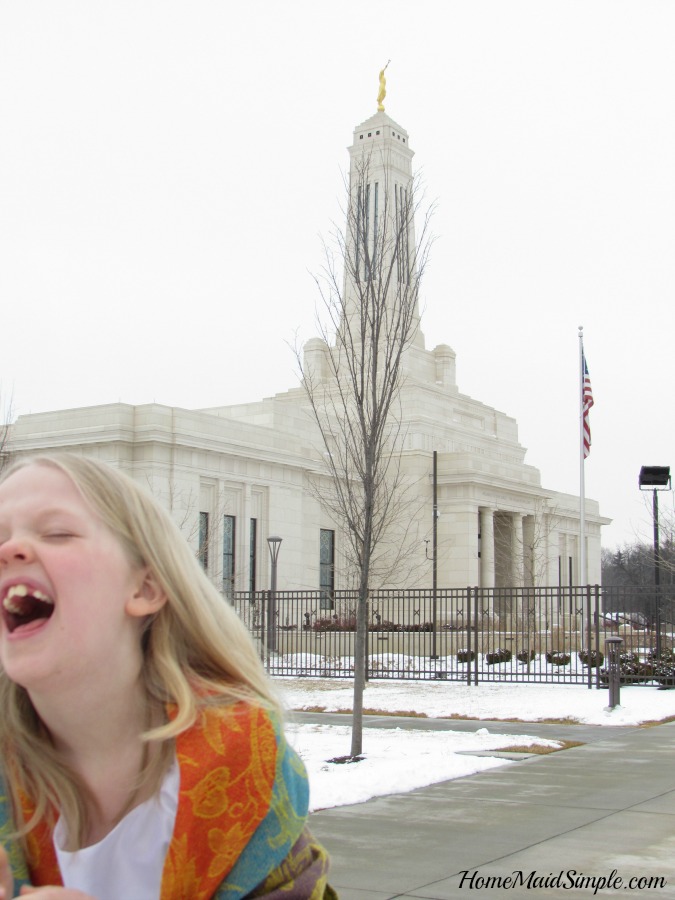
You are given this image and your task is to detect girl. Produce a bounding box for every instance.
[0,453,335,899]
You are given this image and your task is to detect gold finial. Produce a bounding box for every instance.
[377,60,391,112]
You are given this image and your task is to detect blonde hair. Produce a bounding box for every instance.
[0,453,279,845]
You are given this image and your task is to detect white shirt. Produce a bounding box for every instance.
[53,758,179,900]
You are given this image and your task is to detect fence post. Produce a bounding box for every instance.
[594,585,601,689]
[605,636,623,709]
[365,598,369,682]
[260,590,268,671]
[466,587,472,686]
[586,585,593,690]
[472,587,479,687]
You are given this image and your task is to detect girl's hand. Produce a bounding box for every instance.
[0,847,93,899]
[19,890,94,898]
[0,845,14,900]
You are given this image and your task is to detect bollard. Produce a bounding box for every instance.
[605,637,623,709]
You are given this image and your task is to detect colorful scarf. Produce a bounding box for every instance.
[0,703,334,898]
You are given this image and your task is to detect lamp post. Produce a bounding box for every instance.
[267,536,282,655]
[638,466,671,657]
[425,451,439,660]
[431,450,438,659]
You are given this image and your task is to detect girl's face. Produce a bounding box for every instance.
[0,464,166,696]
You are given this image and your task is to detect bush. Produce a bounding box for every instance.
[546,652,571,666]
[516,649,536,664]
[456,649,475,663]
[599,652,655,685]
[312,616,356,632]
[369,619,400,632]
[645,651,675,686]
[398,622,433,632]
[485,648,512,665]
[648,647,675,661]
[578,649,604,668]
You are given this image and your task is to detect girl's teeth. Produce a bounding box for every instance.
[3,584,54,609]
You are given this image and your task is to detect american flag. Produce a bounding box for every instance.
[582,353,594,458]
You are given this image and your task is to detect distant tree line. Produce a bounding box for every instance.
[601,516,675,623]
[601,541,675,589]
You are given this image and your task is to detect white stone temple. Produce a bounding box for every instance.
[9,96,608,599]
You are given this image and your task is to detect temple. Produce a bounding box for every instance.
[9,95,607,598]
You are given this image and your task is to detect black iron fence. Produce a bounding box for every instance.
[231,584,675,686]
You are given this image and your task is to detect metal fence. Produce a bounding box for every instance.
[231,584,675,686]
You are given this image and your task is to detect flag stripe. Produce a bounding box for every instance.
[582,353,594,459]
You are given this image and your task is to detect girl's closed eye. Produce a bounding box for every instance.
[39,519,80,540]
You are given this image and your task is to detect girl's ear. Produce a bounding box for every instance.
[126,568,168,618]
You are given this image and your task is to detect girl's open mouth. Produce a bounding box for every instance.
[2,584,55,634]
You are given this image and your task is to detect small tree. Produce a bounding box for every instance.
[492,500,561,588]
[0,392,15,476]
[146,473,239,596]
[298,153,433,756]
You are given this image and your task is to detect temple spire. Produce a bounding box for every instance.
[344,91,425,350]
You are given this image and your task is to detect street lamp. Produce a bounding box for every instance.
[639,466,671,656]
[266,536,282,655]
[430,450,439,659]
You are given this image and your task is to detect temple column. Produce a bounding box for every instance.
[479,507,495,589]
[523,515,536,586]
[511,513,524,585]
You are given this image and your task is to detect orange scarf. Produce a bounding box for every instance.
[20,703,307,899]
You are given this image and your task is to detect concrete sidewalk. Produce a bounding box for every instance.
[309,717,675,899]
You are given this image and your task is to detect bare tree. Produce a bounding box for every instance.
[491,500,563,656]
[297,153,433,756]
[602,498,675,597]
[0,392,15,476]
[492,499,560,591]
[523,500,561,588]
[145,474,239,595]
[603,535,675,591]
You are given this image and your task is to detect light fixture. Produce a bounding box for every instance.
[265,536,283,657]
[638,466,671,657]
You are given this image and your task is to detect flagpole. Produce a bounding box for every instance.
[579,326,587,585]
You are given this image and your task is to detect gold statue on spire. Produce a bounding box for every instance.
[377,60,391,112]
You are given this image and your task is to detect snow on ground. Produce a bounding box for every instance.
[280,677,675,726]
[276,678,675,811]
[286,720,560,812]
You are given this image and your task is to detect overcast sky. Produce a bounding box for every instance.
[1,1,673,550]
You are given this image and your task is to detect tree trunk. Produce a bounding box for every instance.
[350,588,368,756]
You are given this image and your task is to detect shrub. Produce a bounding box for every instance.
[645,651,675,686]
[648,647,675,661]
[456,649,475,663]
[599,652,654,685]
[369,619,400,632]
[516,649,536,664]
[312,616,356,632]
[546,652,571,666]
[578,649,604,668]
[485,648,512,665]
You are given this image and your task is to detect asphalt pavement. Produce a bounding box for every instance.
[306,713,675,899]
